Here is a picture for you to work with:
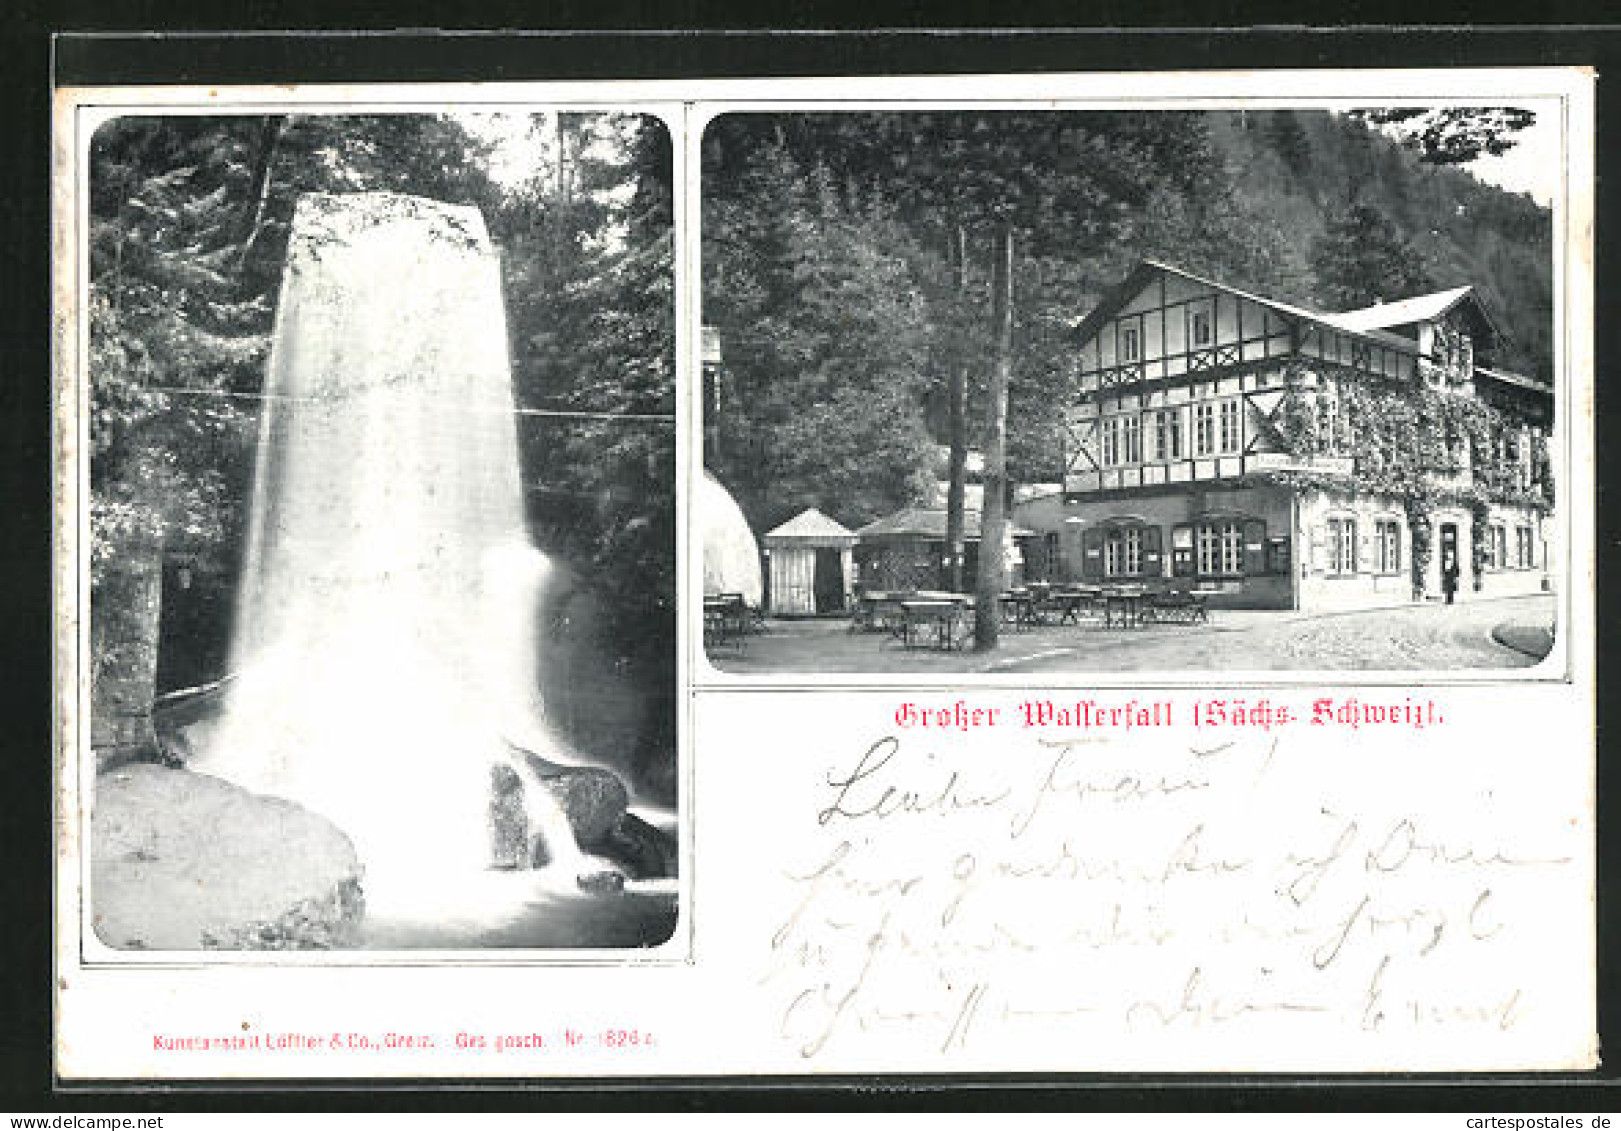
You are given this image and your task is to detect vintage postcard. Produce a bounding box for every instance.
[53,69,1595,1080]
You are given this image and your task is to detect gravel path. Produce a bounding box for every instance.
[708,594,1557,676]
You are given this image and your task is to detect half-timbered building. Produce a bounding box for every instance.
[1013,261,1555,610]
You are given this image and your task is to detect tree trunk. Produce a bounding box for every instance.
[974,223,1013,652]
[91,534,164,768]
[237,115,288,271]
[944,224,969,593]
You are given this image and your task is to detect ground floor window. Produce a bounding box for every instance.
[1196,520,1242,576]
[1488,524,1508,569]
[1327,516,1357,575]
[1374,518,1401,575]
[1516,526,1535,569]
[1104,525,1143,576]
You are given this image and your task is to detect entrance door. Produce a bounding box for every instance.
[1439,523,1459,595]
[813,547,846,614]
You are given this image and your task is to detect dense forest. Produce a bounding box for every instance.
[88,113,674,734]
[701,109,1554,541]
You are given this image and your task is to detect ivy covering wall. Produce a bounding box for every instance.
[1266,362,1552,597]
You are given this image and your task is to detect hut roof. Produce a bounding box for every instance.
[857,507,1035,541]
[764,507,856,545]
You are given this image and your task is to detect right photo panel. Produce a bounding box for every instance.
[698,108,1560,677]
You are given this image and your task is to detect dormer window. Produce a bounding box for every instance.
[1189,303,1213,348]
[1120,322,1141,363]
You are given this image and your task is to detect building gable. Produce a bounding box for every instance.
[1072,261,1419,398]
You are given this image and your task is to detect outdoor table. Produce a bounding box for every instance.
[1187,587,1221,621]
[703,597,736,648]
[716,592,754,636]
[852,591,909,634]
[899,599,970,651]
[1101,585,1149,629]
[1046,587,1099,624]
[999,591,1039,631]
[1142,588,1210,625]
[851,592,884,631]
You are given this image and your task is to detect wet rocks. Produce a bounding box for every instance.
[487,763,529,869]
[600,812,679,880]
[576,869,627,895]
[516,754,630,849]
[92,763,363,950]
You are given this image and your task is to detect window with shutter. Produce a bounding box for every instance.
[1080,526,1104,581]
[1104,523,1145,577]
[1242,518,1266,575]
[1193,517,1250,577]
[1142,524,1164,576]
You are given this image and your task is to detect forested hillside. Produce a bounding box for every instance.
[1208,110,1552,378]
[701,110,1552,537]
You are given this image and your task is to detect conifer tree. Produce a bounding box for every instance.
[1310,202,1434,310]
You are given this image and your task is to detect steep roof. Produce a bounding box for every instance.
[1072,260,1439,357]
[763,507,856,544]
[1475,365,1551,393]
[1327,285,1500,345]
[1069,260,1547,401]
[857,507,1034,541]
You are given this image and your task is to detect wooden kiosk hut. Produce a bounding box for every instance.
[763,508,856,616]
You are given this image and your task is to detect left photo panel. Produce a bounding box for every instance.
[62,106,679,952]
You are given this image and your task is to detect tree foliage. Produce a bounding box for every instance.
[88,112,676,686]
[702,137,938,532]
[494,114,677,629]
[702,111,1316,528]
[1209,110,1552,380]
[1348,107,1537,166]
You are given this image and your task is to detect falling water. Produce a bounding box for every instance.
[190,192,589,914]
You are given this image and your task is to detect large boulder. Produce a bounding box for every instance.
[92,763,364,950]
[493,756,675,879]
[517,754,629,850]
[600,811,679,880]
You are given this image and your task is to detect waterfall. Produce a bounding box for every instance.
[190,192,587,905]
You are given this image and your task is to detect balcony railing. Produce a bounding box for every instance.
[1064,453,1354,495]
